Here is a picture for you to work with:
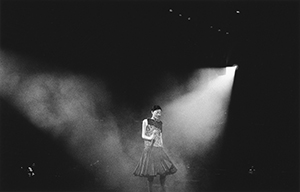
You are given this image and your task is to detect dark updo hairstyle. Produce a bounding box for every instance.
[151,105,162,112]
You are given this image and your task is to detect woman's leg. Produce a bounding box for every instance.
[160,175,166,192]
[147,176,154,192]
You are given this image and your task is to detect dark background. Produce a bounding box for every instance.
[1,0,299,191]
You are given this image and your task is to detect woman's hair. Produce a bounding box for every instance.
[151,105,162,112]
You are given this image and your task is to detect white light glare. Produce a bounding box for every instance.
[226,65,238,77]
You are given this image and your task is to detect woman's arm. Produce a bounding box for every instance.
[141,119,156,140]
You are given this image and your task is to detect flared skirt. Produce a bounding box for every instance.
[133,146,177,177]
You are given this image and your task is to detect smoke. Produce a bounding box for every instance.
[0,51,23,96]
[0,50,148,191]
[0,50,235,192]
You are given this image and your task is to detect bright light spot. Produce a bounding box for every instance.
[226,32,229,35]
[210,26,213,28]
[236,10,240,14]
[169,9,173,12]
[179,14,182,16]
[187,17,191,20]
[218,29,221,32]
[225,65,238,78]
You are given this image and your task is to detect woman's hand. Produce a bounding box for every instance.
[153,129,159,135]
[151,129,159,139]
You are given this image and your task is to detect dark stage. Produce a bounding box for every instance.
[0,0,299,191]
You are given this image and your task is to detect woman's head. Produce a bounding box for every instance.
[151,105,162,120]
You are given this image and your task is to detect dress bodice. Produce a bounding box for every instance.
[144,118,163,148]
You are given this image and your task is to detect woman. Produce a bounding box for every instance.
[133,105,177,192]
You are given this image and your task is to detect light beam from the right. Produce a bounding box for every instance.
[153,66,238,191]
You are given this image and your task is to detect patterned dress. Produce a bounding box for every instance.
[133,118,177,177]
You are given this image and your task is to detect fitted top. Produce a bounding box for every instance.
[143,118,163,148]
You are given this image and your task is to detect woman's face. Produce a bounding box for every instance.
[151,109,162,120]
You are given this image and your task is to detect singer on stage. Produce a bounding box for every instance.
[133,105,177,192]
